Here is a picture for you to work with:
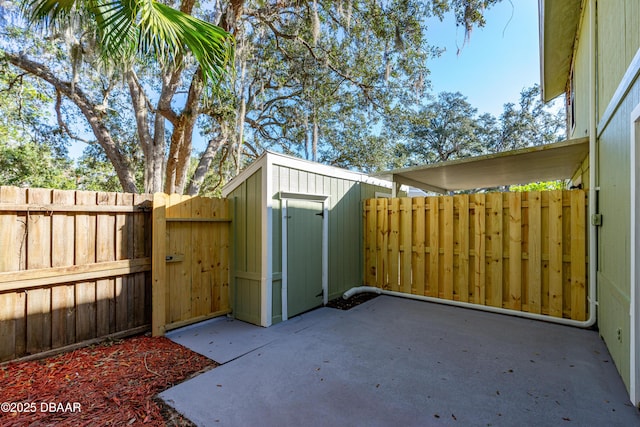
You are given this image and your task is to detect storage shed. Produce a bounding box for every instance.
[222,151,396,326]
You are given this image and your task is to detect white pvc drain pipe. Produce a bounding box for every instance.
[342,286,596,329]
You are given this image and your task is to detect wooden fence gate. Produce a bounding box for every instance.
[0,187,232,363]
[151,194,231,336]
[0,187,152,363]
[363,190,588,321]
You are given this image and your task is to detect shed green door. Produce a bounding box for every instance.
[287,199,323,317]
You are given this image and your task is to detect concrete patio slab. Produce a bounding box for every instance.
[166,307,341,364]
[160,296,640,426]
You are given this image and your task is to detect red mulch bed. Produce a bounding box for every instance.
[0,335,217,426]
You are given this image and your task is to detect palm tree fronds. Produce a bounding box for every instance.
[140,1,233,82]
[20,0,234,83]
[94,0,138,63]
[23,0,77,24]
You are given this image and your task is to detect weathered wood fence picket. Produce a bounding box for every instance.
[0,187,232,363]
[363,190,588,320]
[0,187,153,362]
[0,185,587,361]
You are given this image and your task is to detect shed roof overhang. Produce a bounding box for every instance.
[375,137,589,194]
[539,0,583,103]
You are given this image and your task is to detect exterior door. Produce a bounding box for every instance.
[598,106,635,398]
[286,199,323,317]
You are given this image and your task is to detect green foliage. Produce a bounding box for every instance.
[21,0,234,83]
[392,84,566,168]
[236,0,501,169]
[3,0,508,194]
[74,145,123,192]
[0,140,75,188]
[0,66,75,188]
[491,85,565,151]
[509,181,565,192]
[75,141,144,192]
[402,92,485,164]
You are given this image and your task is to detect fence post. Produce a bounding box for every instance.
[456,195,470,302]
[528,191,542,314]
[400,198,412,294]
[570,190,587,320]
[152,193,167,336]
[507,192,522,310]
[443,196,454,300]
[473,194,486,305]
[548,190,563,317]
[487,193,503,307]
[361,190,587,320]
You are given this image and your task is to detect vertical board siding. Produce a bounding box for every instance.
[363,190,588,320]
[0,187,153,362]
[226,170,262,325]
[274,165,380,303]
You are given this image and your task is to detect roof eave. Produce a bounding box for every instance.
[375,137,589,193]
[539,0,583,103]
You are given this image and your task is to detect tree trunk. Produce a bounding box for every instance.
[126,71,157,193]
[6,53,138,193]
[164,68,205,194]
[186,136,226,195]
[151,68,182,193]
[312,117,319,162]
[234,59,247,175]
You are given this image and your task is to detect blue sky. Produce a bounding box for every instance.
[425,0,542,116]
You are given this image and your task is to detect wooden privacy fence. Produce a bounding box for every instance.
[152,194,231,336]
[364,190,588,320]
[0,186,152,363]
[0,187,231,362]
